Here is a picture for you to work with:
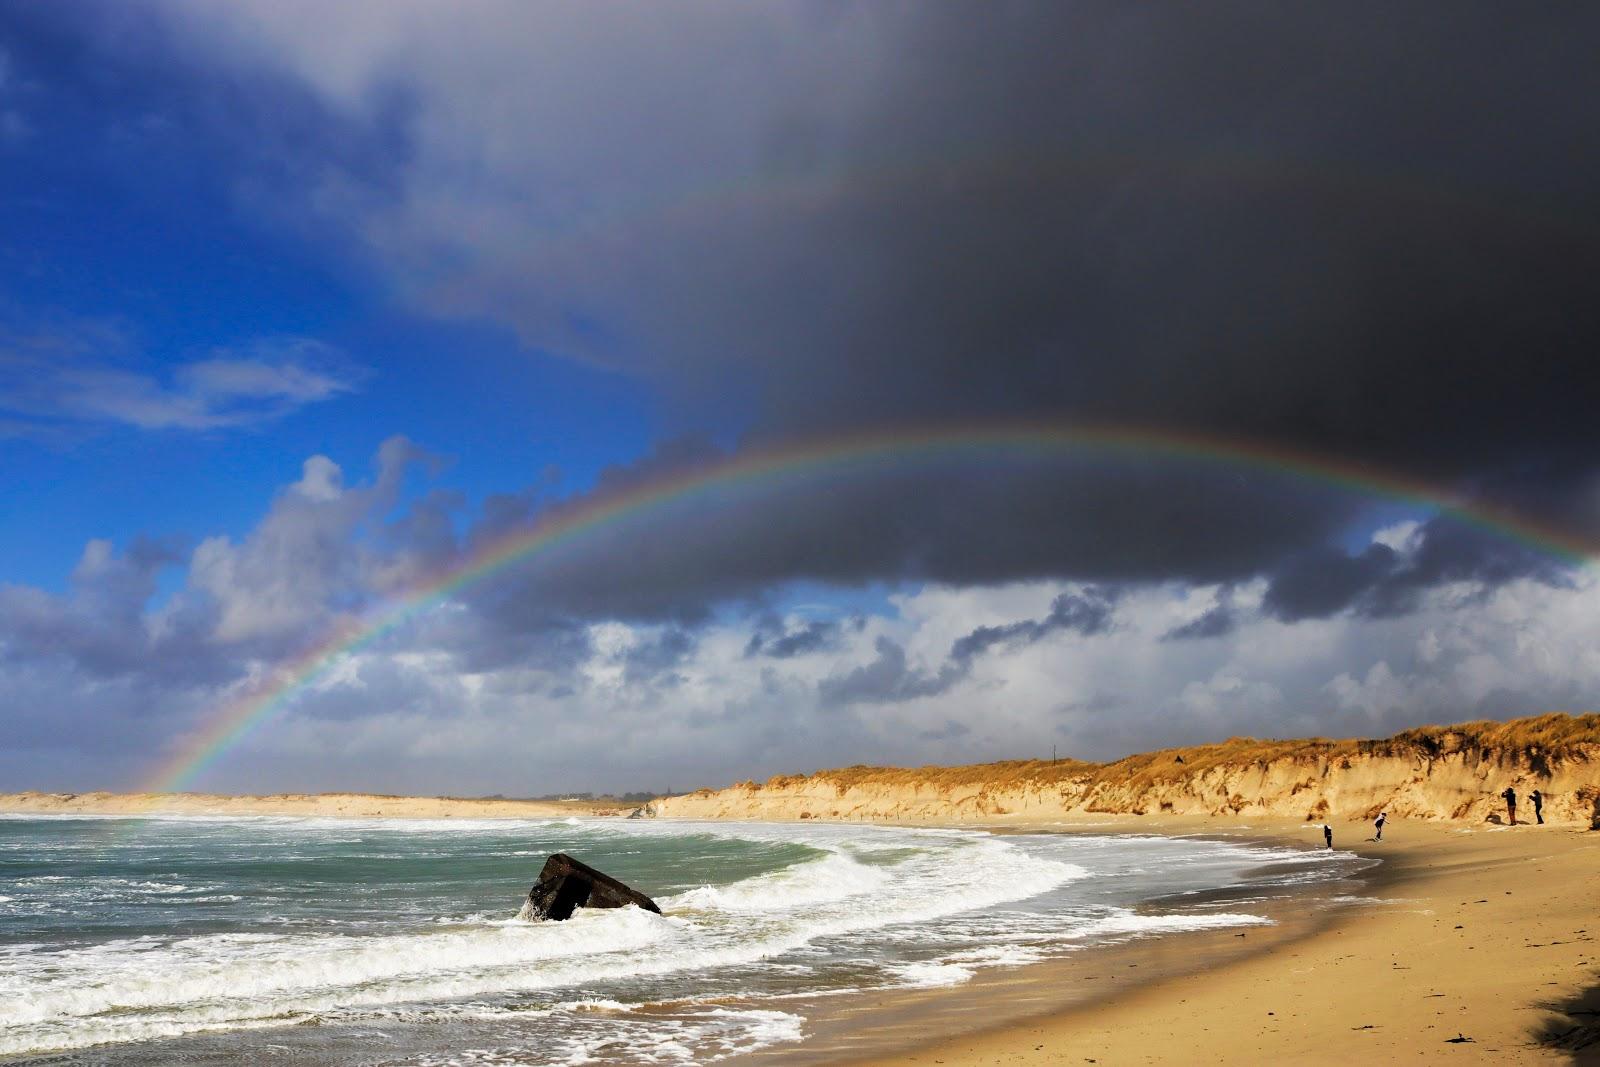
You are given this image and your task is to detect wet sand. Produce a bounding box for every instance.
[848,815,1600,1065]
[757,847,1361,1066]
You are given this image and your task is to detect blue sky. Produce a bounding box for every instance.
[1,4,1595,794]
[0,10,669,587]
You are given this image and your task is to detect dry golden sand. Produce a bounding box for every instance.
[846,815,1600,1067]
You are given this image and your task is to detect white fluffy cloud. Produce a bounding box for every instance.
[187,437,422,642]
[3,441,1594,795]
[212,560,1600,794]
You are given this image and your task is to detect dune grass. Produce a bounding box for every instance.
[740,713,1600,795]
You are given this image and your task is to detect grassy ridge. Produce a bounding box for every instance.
[734,712,1600,795]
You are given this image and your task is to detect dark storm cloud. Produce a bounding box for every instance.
[621,627,696,686]
[1262,516,1569,622]
[822,589,1117,708]
[147,1,1595,604]
[819,637,964,707]
[402,603,594,678]
[227,4,1600,488]
[1263,544,1399,622]
[1162,604,1237,642]
[1385,521,1575,599]
[441,439,1351,625]
[745,616,842,659]
[721,7,1600,484]
[949,588,1117,662]
[17,3,1597,624]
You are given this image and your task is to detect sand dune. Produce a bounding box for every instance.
[655,713,1600,826]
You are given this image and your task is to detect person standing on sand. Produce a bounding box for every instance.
[1323,823,1333,849]
[1375,812,1387,840]
[1501,786,1517,825]
[1530,789,1544,824]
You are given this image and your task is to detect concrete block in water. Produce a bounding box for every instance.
[517,852,662,921]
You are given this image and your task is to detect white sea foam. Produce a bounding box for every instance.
[115,880,198,894]
[398,1006,806,1066]
[946,944,1047,968]
[1071,910,1273,939]
[0,817,1352,1060]
[0,826,1080,1055]
[887,960,977,987]
[670,847,890,911]
[884,943,1052,988]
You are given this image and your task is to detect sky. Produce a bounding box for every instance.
[1,3,1597,796]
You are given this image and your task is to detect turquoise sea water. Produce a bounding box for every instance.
[0,815,1367,1065]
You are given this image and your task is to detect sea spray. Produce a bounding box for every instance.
[0,815,1370,1064]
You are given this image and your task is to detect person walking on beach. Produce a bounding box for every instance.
[1374,812,1387,840]
[1501,786,1517,826]
[1323,823,1333,849]
[1530,789,1544,825]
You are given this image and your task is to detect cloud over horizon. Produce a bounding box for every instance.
[0,4,1595,793]
[0,439,1592,795]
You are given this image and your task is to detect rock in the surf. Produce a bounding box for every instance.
[516,852,662,922]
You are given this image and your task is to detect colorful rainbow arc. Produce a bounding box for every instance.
[141,422,1597,795]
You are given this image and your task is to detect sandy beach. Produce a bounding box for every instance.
[849,814,1599,1066]
[3,787,1594,1063]
[638,715,1600,1061]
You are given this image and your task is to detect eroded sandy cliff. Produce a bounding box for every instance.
[654,713,1600,826]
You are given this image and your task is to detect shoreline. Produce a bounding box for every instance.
[4,795,1595,1063]
[760,826,1369,1066]
[842,814,1600,1065]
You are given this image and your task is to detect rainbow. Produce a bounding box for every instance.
[141,422,1597,794]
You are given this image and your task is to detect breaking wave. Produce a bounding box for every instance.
[0,816,1362,1061]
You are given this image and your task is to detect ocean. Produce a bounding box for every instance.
[0,814,1369,1065]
